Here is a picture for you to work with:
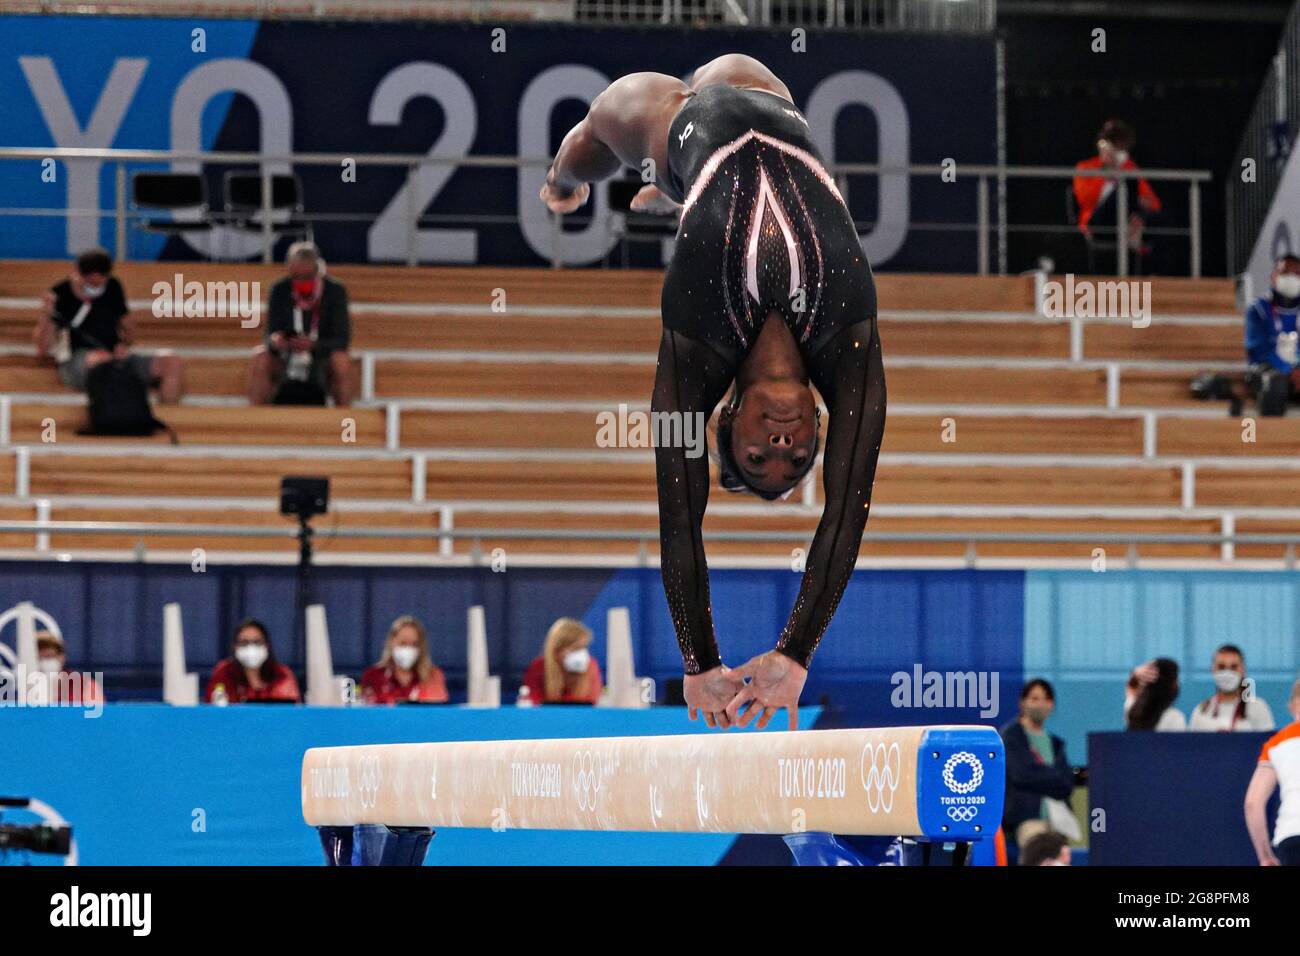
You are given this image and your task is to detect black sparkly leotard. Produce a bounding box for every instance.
[652,84,886,674]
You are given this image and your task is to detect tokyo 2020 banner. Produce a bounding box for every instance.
[0,16,997,269]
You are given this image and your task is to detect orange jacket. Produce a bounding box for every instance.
[1073,155,1161,233]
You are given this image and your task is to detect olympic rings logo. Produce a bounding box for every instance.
[946,805,979,823]
[860,742,901,814]
[942,752,984,795]
[571,751,603,812]
[356,755,381,810]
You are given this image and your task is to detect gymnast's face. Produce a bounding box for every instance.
[729,381,818,496]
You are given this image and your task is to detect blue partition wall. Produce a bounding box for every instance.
[4,562,1300,865]
[3,562,1300,749]
[0,561,1027,723]
[0,705,819,866]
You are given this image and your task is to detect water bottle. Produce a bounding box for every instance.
[516,685,533,708]
[211,683,228,707]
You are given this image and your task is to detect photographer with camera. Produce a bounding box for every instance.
[1245,253,1300,416]
[247,242,352,407]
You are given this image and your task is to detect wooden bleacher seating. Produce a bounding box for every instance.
[0,260,1269,562]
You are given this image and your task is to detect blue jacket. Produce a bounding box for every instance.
[1245,294,1300,372]
[998,720,1075,837]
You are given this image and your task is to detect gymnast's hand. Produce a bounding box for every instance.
[684,666,746,729]
[539,178,590,214]
[725,650,808,731]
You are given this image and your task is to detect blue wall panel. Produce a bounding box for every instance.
[0,705,815,866]
[1026,570,1300,757]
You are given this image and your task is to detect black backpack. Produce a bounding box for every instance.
[272,376,327,406]
[78,360,173,439]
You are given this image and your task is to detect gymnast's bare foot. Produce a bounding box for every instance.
[727,650,807,731]
[629,183,681,215]
[684,665,745,729]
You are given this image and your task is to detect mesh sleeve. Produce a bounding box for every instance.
[775,318,887,668]
[652,329,737,674]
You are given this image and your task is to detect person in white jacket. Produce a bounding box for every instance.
[1189,644,1275,732]
[1245,679,1300,866]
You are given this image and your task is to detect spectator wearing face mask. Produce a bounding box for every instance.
[999,679,1079,848]
[1189,644,1275,732]
[1245,254,1300,416]
[1072,119,1161,273]
[1018,830,1072,866]
[32,247,184,403]
[359,615,449,704]
[1245,678,1300,866]
[33,631,102,705]
[522,618,603,705]
[204,618,300,704]
[248,241,351,406]
[1125,657,1186,730]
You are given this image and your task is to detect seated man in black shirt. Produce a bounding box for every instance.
[32,248,184,403]
[247,241,352,406]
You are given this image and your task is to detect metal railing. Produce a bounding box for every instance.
[0,146,1211,276]
[1227,0,1300,275]
[0,520,1296,568]
[6,0,997,30]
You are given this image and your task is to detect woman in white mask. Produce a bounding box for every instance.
[204,618,300,704]
[521,618,602,705]
[359,615,448,704]
[1189,644,1275,732]
[34,630,102,706]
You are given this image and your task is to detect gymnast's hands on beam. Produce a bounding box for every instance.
[683,665,747,729]
[724,650,809,731]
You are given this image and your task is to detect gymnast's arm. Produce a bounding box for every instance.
[542,73,692,210]
[651,329,736,675]
[776,318,887,669]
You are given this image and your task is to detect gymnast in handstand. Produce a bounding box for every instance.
[541,54,886,731]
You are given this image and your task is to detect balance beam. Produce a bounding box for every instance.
[302,726,1004,864]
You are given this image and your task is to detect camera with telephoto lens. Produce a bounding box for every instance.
[0,797,73,857]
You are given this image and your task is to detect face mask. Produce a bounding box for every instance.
[1213,668,1243,693]
[1274,274,1300,300]
[1112,149,1129,166]
[1024,705,1051,724]
[292,278,318,299]
[37,657,62,674]
[563,648,590,674]
[392,646,420,671]
[236,644,268,670]
[81,282,105,299]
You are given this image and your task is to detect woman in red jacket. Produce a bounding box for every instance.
[205,618,300,704]
[359,615,449,704]
[522,618,603,705]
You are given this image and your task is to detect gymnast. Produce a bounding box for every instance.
[541,54,886,732]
